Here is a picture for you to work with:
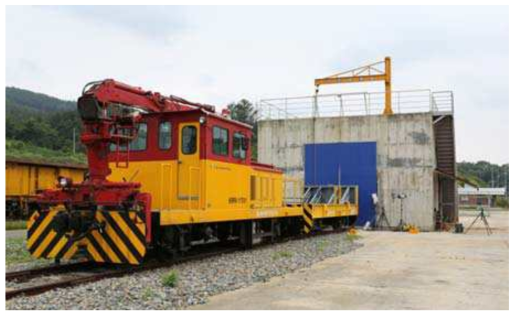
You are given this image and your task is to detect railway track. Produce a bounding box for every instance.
[6,227,354,301]
[6,261,99,283]
[6,244,242,300]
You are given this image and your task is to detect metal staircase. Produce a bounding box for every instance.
[433,114,458,225]
[434,115,456,175]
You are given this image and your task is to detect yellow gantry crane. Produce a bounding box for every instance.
[314,57,393,116]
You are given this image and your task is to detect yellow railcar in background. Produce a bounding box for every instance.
[5,158,86,219]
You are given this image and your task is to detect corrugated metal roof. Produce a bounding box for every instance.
[458,187,506,196]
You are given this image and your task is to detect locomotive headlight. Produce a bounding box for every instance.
[58,176,72,188]
[199,116,206,125]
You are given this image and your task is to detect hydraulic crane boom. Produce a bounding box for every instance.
[79,79,215,115]
[77,79,216,182]
[314,57,393,115]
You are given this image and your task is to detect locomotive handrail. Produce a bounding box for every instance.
[160,163,174,211]
[188,166,201,210]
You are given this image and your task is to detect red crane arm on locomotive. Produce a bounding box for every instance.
[37,79,217,243]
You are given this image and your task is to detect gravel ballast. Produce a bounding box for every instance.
[6,232,362,310]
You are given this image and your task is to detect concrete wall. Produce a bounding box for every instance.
[258,113,438,231]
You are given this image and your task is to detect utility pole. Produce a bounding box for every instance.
[73,128,76,155]
[489,165,495,188]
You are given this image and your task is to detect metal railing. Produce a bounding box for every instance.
[257,89,454,120]
[283,176,304,204]
[431,91,455,114]
[303,185,358,205]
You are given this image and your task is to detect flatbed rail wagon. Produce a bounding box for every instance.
[6,157,87,219]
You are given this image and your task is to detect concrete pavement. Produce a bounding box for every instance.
[193,211,509,309]
[6,230,26,239]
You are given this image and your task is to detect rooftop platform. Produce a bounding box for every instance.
[257,89,454,120]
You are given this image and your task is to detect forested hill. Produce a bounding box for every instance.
[6,87,76,115]
[6,86,85,164]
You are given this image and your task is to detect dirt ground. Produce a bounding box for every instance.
[193,210,509,310]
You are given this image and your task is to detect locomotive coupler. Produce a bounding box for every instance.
[57,209,106,243]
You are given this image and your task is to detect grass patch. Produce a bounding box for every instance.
[142,287,156,300]
[7,140,87,165]
[6,220,27,231]
[5,237,46,266]
[162,270,179,288]
[272,250,293,260]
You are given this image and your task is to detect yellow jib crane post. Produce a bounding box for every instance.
[314,57,393,116]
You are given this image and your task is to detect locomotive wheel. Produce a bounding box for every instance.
[331,219,343,230]
[217,223,231,242]
[345,216,358,228]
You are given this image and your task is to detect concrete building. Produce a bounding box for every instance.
[458,187,506,208]
[257,90,457,231]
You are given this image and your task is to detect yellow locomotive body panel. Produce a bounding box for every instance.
[108,156,358,228]
[108,158,297,226]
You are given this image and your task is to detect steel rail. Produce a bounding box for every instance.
[6,245,241,300]
[6,261,99,282]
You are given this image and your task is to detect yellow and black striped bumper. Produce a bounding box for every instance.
[27,210,78,261]
[302,204,314,233]
[27,210,147,265]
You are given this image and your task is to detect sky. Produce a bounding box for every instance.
[5,5,509,164]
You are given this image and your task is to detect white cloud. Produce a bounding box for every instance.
[6,5,509,163]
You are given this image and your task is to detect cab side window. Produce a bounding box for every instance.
[233,132,247,159]
[130,123,147,151]
[212,126,229,156]
[110,124,148,152]
[159,122,172,150]
[181,125,197,154]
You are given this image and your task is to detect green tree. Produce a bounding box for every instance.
[17,117,60,150]
[48,110,83,152]
[227,99,258,160]
[457,161,509,194]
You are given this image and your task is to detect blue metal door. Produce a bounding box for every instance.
[304,142,377,225]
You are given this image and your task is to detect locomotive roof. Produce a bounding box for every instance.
[144,108,253,130]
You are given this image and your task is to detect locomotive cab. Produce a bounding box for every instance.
[107,109,285,253]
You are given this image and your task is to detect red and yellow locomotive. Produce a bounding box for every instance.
[27,80,358,265]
